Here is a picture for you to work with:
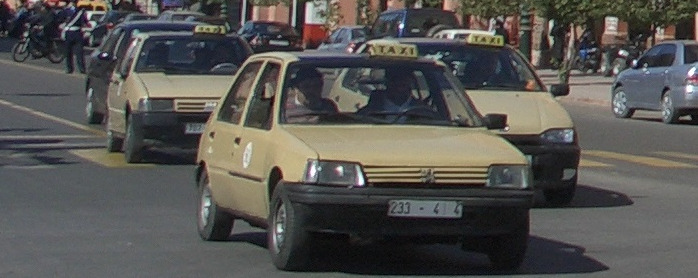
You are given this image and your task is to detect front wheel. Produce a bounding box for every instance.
[85,87,104,124]
[47,41,64,64]
[197,171,234,241]
[487,214,529,270]
[268,184,313,271]
[612,87,635,118]
[662,93,680,124]
[12,41,29,62]
[123,114,145,163]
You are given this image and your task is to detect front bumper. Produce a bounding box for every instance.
[281,184,532,239]
[131,111,210,148]
[504,136,580,190]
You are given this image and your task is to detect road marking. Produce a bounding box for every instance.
[0,59,84,78]
[70,149,155,168]
[579,158,611,167]
[653,151,698,161]
[0,134,99,140]
[0,99,105,136]
[583,150,697,168]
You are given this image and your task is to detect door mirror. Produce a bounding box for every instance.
[262,82,275,99]
[549,84,570,97]
[483,113,507,130]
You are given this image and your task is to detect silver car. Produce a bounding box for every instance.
[612,40,698,124]
[316,25,368,53]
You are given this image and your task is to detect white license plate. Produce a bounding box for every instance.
[184,123,206,134]
[269,40,289,46]
[388,200,462,219]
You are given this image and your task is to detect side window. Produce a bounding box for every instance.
[100,28,122,52]
[335,29,347,43]
[638,45,662,68]
[685,45,698,64]
[244,62,281,130]
[372,14,391,37]
[217,61,264,124]
[117,38,139,75]
[655,45,676,67]
[327,29,340,43]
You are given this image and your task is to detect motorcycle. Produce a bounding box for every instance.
[12,23,64,64]
[574,40,602,74]
[604,34,647,77]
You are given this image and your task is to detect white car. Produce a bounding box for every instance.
[432,28,495,40]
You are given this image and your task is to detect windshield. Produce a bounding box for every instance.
[418,44,544,91]
[135,37,247,75]
[252,22,298,36]
[279,61,483,127]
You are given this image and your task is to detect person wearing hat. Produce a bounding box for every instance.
[283,68,337,123]
[59,0,87,74]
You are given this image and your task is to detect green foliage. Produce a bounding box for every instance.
[609,0,698,29]
[459,0,521,18]
[525,0,609,26]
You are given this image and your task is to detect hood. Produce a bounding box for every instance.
[467,91,573,134]
[283,126,525,166]
[136,73,233,98]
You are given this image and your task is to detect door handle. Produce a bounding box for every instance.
[234,137,241,145]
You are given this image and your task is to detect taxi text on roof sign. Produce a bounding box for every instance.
[367,43,418,59]
[466,34,505,47]
[194,25,227,35]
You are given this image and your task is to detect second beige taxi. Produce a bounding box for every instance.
[105,26,252,163]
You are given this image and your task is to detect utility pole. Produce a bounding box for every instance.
[518,4,532,61]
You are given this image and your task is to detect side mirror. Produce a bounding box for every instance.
[549,84,570,97]
[262,82,275,99]
[483,113,507,130]
[98,51,112,61]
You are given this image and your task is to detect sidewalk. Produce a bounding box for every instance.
[537,69,613,106]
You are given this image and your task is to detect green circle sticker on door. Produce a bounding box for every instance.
[242,142,253,168]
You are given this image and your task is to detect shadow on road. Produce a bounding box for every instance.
[227,231,608,275]
[535,184,634,209]
[0,136,84,167]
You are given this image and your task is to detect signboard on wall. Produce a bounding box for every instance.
[305,0,326,25]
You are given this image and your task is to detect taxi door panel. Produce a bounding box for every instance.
[106,71,127,134]
[206,61,264,213]
[230,61,281,217]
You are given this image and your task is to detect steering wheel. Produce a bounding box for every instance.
[391,106,440,123]
[210,63,238,73]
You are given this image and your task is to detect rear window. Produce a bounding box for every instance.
[253,22,298,36]
[685,45,698,64]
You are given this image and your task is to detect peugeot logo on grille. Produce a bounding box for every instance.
[420,168,436,184]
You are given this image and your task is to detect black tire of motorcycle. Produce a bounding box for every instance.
[12,41,29,62]
[47,41,65,64]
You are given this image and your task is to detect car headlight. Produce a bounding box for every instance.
[487,165,531,189]
[138,98,174,112]
[541,129,575,144]
[303,160,366,187]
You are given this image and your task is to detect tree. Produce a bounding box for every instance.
[459,0,521,20]
[609,0,698,44]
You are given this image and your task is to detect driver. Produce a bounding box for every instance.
[358,68,423,115]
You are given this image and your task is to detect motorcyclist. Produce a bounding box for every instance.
[27,3,58,49]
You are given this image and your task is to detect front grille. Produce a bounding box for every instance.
[174,98,219,113]
[363,165,488,187]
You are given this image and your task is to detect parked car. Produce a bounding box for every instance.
[84,21,214,124]
[156,10,205,21]
[356,36,580,206]
[369,8,460,39]
[87,10,141,47]
[316,25,368,53]
[195,43,533,271]
[431,28,494,40]
[237,20,303,53]
[612,40,698,124]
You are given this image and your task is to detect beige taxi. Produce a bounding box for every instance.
[355,35,580,206]
[195,43,534,271]
[105,25,252,163]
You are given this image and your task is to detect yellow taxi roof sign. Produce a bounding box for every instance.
[194,25,227,35]
[366,43,418,59]
[466,34,505,47]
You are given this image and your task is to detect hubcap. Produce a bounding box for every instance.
[272,202,287,252]
[662,95,672,119]
[613,91,627,115]
[199,186,212,229]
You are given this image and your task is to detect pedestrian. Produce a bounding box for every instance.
[493,19,509,45]
[0,0,11,37]
[59,0,87,74]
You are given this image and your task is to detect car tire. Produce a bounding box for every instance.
[487,213,529,271]
[85,87,104,124]
[661,92,680,124]
[268,184,312,271]
[106,129,123,153]
[197,170,234,241]
[123,114,144,163]
[543,176,577,207]
[612,87,635,118]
